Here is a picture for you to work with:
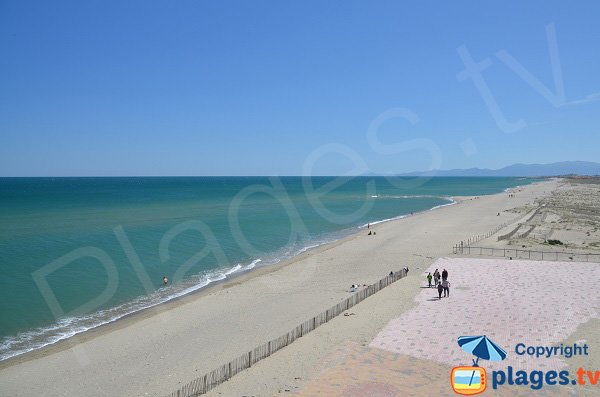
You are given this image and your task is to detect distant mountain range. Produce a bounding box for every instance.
[398,161,600,177]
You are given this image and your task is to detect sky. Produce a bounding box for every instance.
[1,0,599,176]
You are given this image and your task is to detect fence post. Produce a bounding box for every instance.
[164,270,412,397]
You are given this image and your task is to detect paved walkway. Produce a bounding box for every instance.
[292,258,600,396]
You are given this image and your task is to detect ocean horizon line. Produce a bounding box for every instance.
[0,175,548,179]
[0,193,460,362]
[0,176,534,363]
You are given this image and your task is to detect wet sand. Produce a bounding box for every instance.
[0,179,558,397]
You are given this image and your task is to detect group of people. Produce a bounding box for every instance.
[367,223,377,236]
[349,283,365,292]
[426,268,451,299]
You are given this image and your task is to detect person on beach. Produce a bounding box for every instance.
[442,269,448,281]
[427,272,432,288]
[162,276,168,285]
[437,282,444,299]
[442,279,450,297]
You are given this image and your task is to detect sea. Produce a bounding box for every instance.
[0,176,536,361]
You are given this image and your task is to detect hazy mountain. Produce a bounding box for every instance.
[398,161,600,177]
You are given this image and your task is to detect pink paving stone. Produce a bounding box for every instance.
[369,258,600,372]
[292,343,574,397]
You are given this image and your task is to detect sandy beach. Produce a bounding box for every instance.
[0,178,569,396]
[288,258,599,397]
[4,3,599,396]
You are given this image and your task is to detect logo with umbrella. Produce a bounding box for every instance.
[451,335,507,395]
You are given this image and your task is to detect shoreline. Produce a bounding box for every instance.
[0,231,348,369]
[0,193,461,367]
[0,179,557,397]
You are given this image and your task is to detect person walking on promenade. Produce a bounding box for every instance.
[437,282,444,300]
[427,272,433,288]
[433,269,440,286]
[442,269,448,281]
[442,279,450,297]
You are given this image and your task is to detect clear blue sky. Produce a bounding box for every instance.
[1,1,599,176]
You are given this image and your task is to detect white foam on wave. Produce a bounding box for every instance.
[359,197,456,229]
[361,214,410,228]
[224,264,243,275]
[0,196,461,362]
[429,197,457,211]
[0,258,263,362]
[296,243,322,254]
[380,194,440,199]
[244,258,262,270]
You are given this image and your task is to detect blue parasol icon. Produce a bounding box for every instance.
[457,335,507,386]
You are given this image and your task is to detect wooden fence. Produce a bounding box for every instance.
[497,206,544,241]
[455,207,546,248]
[452,245,600,263]
[454,220,512,248]
[165,268,409,397]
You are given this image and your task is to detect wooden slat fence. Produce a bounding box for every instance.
[453,220,512,249]
[452,245,600,263]
[454,206,547,249]
[164,268,409,397]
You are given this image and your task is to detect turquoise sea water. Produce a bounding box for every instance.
[0,176,535,360]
